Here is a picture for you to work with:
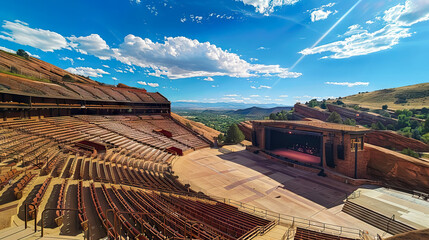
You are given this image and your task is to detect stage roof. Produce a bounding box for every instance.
[252,120,371,134]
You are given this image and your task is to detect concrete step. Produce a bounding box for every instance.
[342,201,415,235]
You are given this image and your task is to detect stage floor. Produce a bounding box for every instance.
[270,148,320,164]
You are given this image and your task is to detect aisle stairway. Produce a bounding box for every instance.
[342,200,415,235]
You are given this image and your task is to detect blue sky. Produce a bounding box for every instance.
[0,0,428,105]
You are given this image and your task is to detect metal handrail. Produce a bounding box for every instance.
[215,197,364,238]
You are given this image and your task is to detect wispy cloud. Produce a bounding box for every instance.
[60,57,74,65]
[309,3,337,22]
[236,0,300,16]
[137,81,159,87]
[0,20,68,52]
[251,85,272,89]
[325,81,369,87]
[66,67,109,77]
[300,0,429,59]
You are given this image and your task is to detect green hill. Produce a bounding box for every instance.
[338,82,429,110]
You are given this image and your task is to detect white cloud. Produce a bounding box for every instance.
[114,69,124,73]
[137,81,159,87]
[325,81,369,87]
[311,10,333,22]
[189,15,203,23]
[180,18,187,23]
[112,77,118,80]
[115,35,301,79]
[203,77,214,81]
[77,57,85,60]
[309,3,336,22]
[68,34,113,60]
[60,57,74,65]
[0,20,68,52]
[366,20,374,24]
[211,85,218,87]
[300,0,429,59]
[176,99,199,102]
[250,58,258,62]
[0,46,14,53]
[251,85,272,89]
[102,64,110,68]
[0,46,39,58]
[250,94,260,97]
[65,67,109,78]
[236,0,300,16]
[294,95,336,101]
[28,51,40,58]
[279,94,288,97]
[257,46,268,50]
[225,94,240,97]
[148,83,159,87]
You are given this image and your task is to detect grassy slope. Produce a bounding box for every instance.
[334,82,429,110]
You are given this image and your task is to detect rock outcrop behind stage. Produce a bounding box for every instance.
[294,104,331,121]
[366,144,429,192]
[170,112,220,143]
[366,130,429,152]
[238,121,252,141]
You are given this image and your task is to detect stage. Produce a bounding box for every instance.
[270,149,320,164]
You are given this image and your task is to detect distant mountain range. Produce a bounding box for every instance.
[172,101,291,110]
[232,106,292,116]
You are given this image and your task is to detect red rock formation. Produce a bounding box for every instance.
[327,104,397,126]
[366,144,429,192]
[293,104,331,121]
[366,130,429,152]
[238,121,252,141]
[0,50,98,84]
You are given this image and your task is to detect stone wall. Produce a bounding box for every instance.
[366,130,429,152]
[366,143,429,192]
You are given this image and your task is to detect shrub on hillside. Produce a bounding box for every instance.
[225,124,244,144]
[62,74,74,82]
[343,118,356,126]
[401,148,420,159]
[217,133,225,144]
[382,105,388,110]
[421,133,429,144]
[327,112,342,124]
[16,49,29,59]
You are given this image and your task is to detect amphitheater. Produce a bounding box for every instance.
[0,73,429,240]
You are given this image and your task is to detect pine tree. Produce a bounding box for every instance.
[225,124,245,144]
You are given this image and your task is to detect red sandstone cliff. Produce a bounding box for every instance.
[366,143,429,192]
[366,130,429,152]
[170,112,220,142]
[238,121,253,141]
[293,104,331,121]
[0,50,98,84]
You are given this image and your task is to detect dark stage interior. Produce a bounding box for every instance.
[265,127,322,165]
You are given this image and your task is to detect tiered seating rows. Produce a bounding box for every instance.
[294,227,356,240]
[0,169,21,190]
[28,177,52,218]
[13,173,35,199]
[55,179,68,225]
